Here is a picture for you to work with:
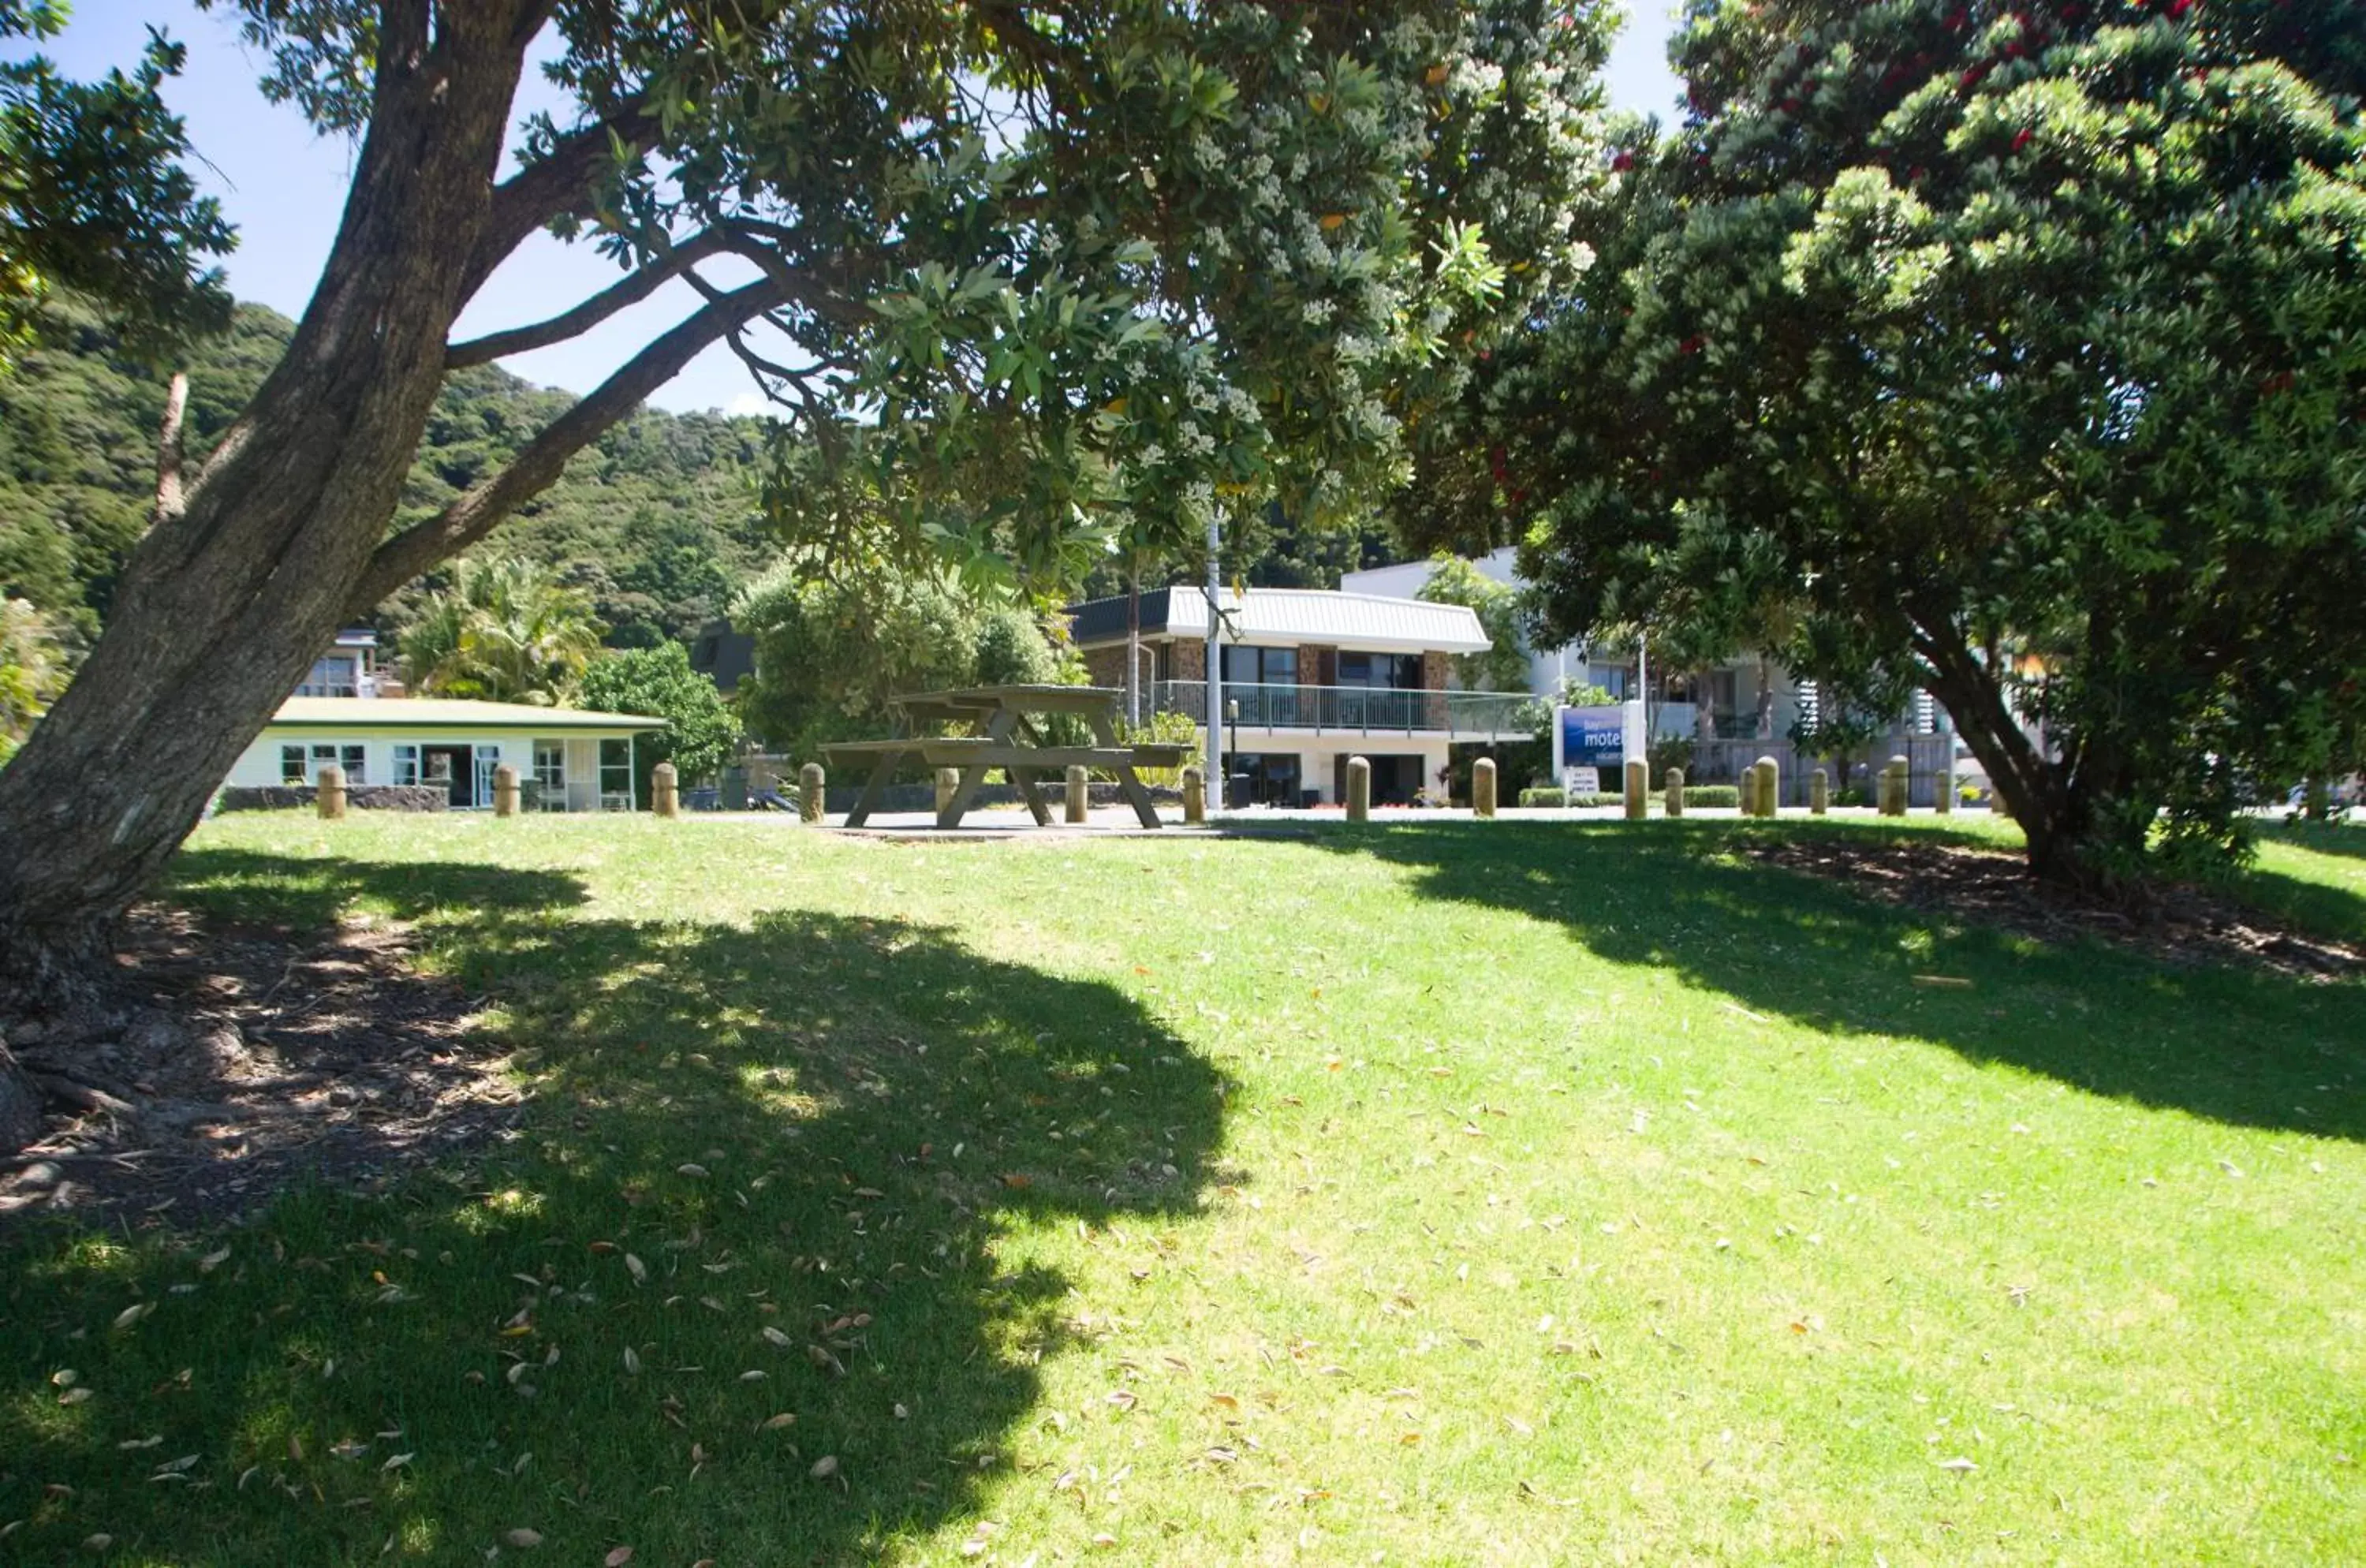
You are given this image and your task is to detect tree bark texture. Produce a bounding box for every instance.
[0,3,769,1016]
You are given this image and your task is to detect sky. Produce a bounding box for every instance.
[23,4,1684,416]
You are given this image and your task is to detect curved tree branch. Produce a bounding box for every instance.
[459,94,659,301]
[353,277,786,610]
[446,229,730,367]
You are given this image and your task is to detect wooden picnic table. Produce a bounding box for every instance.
[822,685,1189,830]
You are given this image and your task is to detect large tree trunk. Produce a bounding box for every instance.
[0,9,532,1014]
[1915,633,2096,887]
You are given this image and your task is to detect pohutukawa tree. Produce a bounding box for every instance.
[1455,0,2366,885]
[0,2,1607,1017]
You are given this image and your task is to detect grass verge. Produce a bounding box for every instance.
[3,812,2360,1564]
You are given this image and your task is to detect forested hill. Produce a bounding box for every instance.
[0,297,776,648]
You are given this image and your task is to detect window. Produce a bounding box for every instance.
[285,743,364,784]
[1337,652,1419,689]
[1222,646,1299,685]
[297,654,359,697]
[599,738,633,807]
[533,741,566,809]
[391,745,420,786]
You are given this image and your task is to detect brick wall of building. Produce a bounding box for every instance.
[1081,644,1128,689]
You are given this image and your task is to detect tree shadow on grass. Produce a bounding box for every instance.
[1,849,1226,1565]
[1285,819,2366,1143]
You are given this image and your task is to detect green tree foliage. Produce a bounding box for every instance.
[734,558,1076,756]
[750,2,1610,596]
[0,297,771,643]
[1414,554,1531,692]
[0,0,1614,991]
[398,557,603,705]
[576,640,742,792]
[1487,0,2366,883]
[0,594,67,763]
[0,2,233,371]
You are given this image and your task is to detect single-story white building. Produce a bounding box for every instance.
[225,696,666,811]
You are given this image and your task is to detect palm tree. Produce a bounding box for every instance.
[399,558,603,704]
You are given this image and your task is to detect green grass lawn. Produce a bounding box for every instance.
[5,814,2362,1565]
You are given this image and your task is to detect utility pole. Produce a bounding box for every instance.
[1204,509,1223,806]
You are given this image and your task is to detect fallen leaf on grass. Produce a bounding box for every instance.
[502,1528,543,1547]
[1935,1457,1978,1473]
[112,1303,155,1331]
[622,1347,642,1376]
[809,1454,839,1480]
[624,1253,647,1285]
[604,1548,634,1567]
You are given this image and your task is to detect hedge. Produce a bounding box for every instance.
[1516,786,1742,809]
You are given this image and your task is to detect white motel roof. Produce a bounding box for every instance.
[1066,587,1491,656]
[266,697,666,730]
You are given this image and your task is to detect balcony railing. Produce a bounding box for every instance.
[1149,681,1539,739]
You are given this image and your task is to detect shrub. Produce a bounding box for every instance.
[1517,785,1742,810]
[1120,709,1199,786]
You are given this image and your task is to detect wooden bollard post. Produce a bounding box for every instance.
[935,767,959,816]
[1181,765,1206,826]
[1935,763,1956,816]
[1740,761,1760,818]
[1472,757,1497,819]
[1345,756,1371,823]
[1754,756,1780,818]
[1065,765,1089,823]
[1664,766,1685,817]
[1811,767,1830,816]
[651,761,679,818]
[493,762,521,818]
[799,762,825,823]
[1623,758,1647,820]
[1884,755,1909,816]
[315,762,347,820]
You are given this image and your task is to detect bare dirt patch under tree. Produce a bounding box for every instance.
[0,906,519,1225]
[1748,834,2364,980]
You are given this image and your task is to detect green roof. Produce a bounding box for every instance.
[266,696,664,730]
